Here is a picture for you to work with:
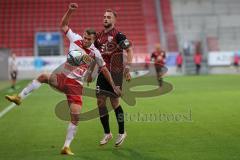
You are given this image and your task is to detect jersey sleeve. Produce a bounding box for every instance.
[115,32,131,50]
[93,49,106,68]
[65,28,82,42]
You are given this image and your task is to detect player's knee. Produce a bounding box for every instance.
[112,103,119,109]
[70,113,80,125]
[37,74,49,83]
[97,98,106,107]
[71,120,79,126]
[110,99,119,108]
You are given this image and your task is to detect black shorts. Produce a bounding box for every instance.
[177,64,182,68]
[196,64,201,68]
[10,71,17,80]
[234,62,239,66]
[96,72,123,98]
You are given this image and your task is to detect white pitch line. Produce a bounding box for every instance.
[0,94,31,119]
[0,103,16,118]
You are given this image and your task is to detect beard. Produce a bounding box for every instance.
[104,23,112,29]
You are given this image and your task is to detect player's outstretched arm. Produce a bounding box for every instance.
[60,3,78,33]
[86,62,97,85]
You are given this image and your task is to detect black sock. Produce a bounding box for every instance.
[99,107,110,134]
[114,105,124,134]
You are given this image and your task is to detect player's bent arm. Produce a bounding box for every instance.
[60,3,78,33]
[124,47,133,81]
[88,61,97,74]
[125,47,133,68]
[60,9,73,32]
[94,49,121,94]
[86,62,97,83]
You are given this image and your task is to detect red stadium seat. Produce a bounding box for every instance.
[0,0,166,56]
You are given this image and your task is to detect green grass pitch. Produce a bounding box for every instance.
[0,74,239,160]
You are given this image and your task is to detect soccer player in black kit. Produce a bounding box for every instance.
[91,9,133,147]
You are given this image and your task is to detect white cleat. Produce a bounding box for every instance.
[100,133,113,146]
[115,132,127,147]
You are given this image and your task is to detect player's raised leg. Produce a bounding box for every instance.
[5,73,51,105]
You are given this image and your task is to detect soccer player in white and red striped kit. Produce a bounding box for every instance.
[5,3,120,155]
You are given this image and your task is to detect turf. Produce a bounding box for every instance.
[0,74,239,160]
[0,81,12,90]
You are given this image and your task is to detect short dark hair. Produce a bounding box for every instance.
[105,9,117,18]
[85,28,96,36]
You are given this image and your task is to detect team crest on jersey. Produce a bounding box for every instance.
[82,54,93,65]
[108,36,113,42]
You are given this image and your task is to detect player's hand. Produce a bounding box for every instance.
[124,68,131,82]
[69,3,78,10]
[113,86,122,96]
[86,75,92,86]
[87,75,92,83]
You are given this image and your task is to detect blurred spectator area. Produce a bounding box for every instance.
[171,0,240,52]
[0,0,162,56]
[1,0,239,57]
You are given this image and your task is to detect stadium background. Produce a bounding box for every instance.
[0,0,240,160]
[1,0,240,78]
